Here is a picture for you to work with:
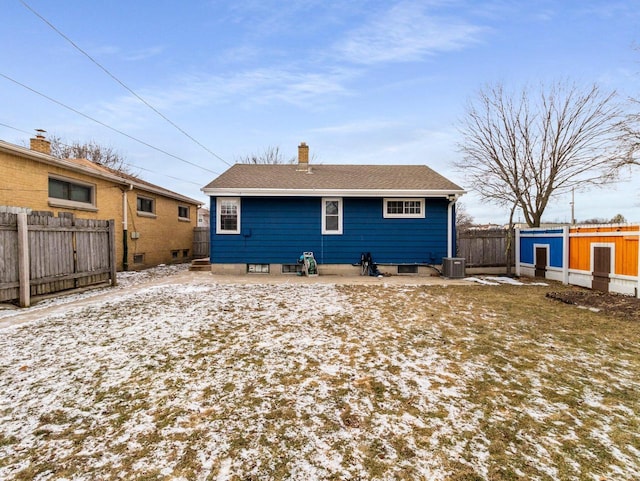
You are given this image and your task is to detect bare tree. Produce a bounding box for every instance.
[49,135,132,174]
[619,44,640,167]
[455,202,474,229]
[620,98,640,167]
[456,82,626,227]
[610,213,627,223]
[583,213,627,224]
[237,146,296,164]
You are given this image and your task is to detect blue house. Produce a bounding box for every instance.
[202,143,465,275]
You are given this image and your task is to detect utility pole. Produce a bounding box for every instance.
[570,188,576,224]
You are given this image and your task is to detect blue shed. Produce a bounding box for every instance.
[202,143,465,275]
[516,227,569,283]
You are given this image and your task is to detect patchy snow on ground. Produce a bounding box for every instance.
[464,276,548,286]
[0,273,639,480]
[0,263,190,321]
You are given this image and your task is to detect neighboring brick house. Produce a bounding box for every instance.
[0,133,201,270]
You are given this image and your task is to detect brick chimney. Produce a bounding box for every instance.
[297,142,309,171]
[30,129,51,155]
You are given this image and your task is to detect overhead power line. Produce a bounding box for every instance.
[0,122,32,136]
[0,72,220,175]
[20,0,232,167]
[0,120,208,186]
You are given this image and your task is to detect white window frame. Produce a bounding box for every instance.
[383,198,425,219]
[322,197,343,235]
[216,197,241,234]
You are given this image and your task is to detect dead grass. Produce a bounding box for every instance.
[1,281,639,480]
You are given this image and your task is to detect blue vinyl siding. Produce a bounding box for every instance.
[520,231,564,267]
[210,196,449,265]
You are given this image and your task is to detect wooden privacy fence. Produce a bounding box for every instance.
[193,226,210,259]
[0,211,116,307]
[457,228,515,267]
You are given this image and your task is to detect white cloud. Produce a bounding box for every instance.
[89,66,356,128]
[122,46,165,62]
[310,119,404,135]
[335,1,486,65]
[311,122,461,172]
[579,2,640,19]
[89,44,165,61]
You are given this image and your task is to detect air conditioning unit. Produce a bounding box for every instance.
[442,257,466,279]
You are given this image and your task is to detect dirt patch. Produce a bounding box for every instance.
[547,289,640,322]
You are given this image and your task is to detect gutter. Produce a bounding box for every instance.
[202,187,466,198]
[0,141,201,205]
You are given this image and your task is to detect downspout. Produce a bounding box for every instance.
[122,184,133,271]
[447,197,456,258]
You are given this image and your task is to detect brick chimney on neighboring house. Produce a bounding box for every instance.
[30,129,51,155]
[297,142,309,171]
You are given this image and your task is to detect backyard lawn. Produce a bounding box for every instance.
[1,271,639,480]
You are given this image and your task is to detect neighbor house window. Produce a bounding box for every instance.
[383,199,425,218]
[137,196,155,215]
[48,176,95,209]
[217,197,240,234]
[322,198,343,234]
[178,205,190,220]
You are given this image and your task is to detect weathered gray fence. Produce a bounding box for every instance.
[193,226,210,259]
[457,228,515,267]
[0,211,116,306]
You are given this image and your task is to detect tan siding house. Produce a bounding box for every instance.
[0,135,201,271]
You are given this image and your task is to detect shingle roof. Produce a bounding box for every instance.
[0,141,201,205]
[67,158,201,204]
[203,164,464,195]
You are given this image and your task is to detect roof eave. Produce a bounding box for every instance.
[131,183,202,205]
[1,141,202,206]
[201,187,466,198]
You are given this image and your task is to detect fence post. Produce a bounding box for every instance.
[636,224,640,299]
[72,218,79,288]
[17,212,30,308]
[515,227,521,277]
[108,220,117,287]
[562,226,570,285]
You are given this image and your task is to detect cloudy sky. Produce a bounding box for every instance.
[1,0,638,223]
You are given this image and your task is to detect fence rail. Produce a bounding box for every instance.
[0,211,116,306]
[457,228,514,267]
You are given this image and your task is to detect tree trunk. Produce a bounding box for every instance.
[505,204,517,276]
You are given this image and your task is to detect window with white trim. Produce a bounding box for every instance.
[322,198,343,234]
[383,198,425,218]
[217,197,240,234]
